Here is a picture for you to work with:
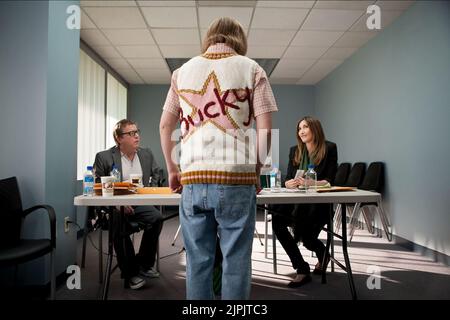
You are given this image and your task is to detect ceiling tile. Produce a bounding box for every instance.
[81,29,110,46]
[270,59,316,78]
[137,1,195,6]
[115,68,144,84]
[296,77,316,85]
[334,31,377,47]
[251,8,309,29]
[127,58,167,69]
[247,46,286,58]
[144,76,171,84]
[137,69,172,84]
[375,1,415,11]
[141,7,197,28]
[81,10,97,29]
[199,7,253,28]
[321,47,358,60]
[283,46,329,59]
[313,1,375,11]
[104,58,131,69]
[302,9,363,31]
[257,1,315,9]
[115,45,161,58]
[269,77,301,84]
[152,29,200,45]
[248,29,297,46]
[83,7,146,29]
[350,10,403,31]
[299,59,343,84]
[103,29,155,45]
[291,30,344,46]
[135,68,171,79]
[92,45,122,58]
[159,45,200,58]
[81,0,137,7]
[198,1,256,6]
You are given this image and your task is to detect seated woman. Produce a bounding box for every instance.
[272,116,337,288]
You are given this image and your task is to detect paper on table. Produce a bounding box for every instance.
[261,188,306,194]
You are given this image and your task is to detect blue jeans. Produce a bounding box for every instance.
[180,184,256,300]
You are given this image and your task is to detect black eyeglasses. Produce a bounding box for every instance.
[120,129,140,137]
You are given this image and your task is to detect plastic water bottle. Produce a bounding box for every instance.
[305,164,317,193]
[270,167,282,191]
[110,165,121,182]
[83,166,95,196]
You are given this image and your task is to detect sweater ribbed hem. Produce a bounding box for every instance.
[181,170,257,185]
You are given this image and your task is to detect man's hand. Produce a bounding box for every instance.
[256,164,262,194]
[169,171,182,193]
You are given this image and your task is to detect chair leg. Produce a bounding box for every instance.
[50,249,56,300]
[172,224,181,246]
[334,204,342,233]
[349,203,361,242]
[264,205,269,258]
[361,206,374,234]
[272,230,277,274]
[254,227,264,246]
[156,238,160,272]
[156,206,162,271]
[81,208,91,268]
[376,201,392,241]
[98,229,103,283]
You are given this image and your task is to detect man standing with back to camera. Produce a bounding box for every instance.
[160,17,278,299]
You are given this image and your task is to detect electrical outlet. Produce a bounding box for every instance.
[64,217,70,233]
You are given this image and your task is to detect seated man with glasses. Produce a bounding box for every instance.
[93,119,164,290]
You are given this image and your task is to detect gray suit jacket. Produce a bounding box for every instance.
[93,146,162,187]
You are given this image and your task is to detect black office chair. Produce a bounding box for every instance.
[334,163,366,233]
[80,206,162,285]
[0,177,56,299]
[349,162,392,241]
[345,162,366,187]
[81,207,107,283]
[334,163,351,186]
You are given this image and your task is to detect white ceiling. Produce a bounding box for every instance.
[80,0,414,85]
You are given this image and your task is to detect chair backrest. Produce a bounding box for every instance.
[359,162,384,192]
[345,162,366,187]
[334,163,351,186]
[0,177,23,247]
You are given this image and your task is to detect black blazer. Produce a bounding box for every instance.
[93,146,162,187]
[285,141,338,185]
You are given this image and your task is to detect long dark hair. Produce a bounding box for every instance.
[293,116,326,166]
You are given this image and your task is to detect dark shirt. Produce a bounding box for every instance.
[285,141,338,186]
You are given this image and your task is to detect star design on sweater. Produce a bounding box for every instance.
[177,71,253,140]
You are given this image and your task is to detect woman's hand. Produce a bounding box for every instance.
[285,178,303,189]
